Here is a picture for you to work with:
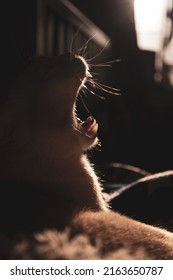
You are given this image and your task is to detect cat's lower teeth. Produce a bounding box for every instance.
[77,117,83,124]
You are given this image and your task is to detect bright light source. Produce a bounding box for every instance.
[134,0,167,52]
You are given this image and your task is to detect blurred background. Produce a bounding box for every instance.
[1,0,173,173]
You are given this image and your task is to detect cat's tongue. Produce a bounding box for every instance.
[82,116,98,138]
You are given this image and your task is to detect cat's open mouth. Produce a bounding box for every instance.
[77,116,98,138]
[70,55,98,139]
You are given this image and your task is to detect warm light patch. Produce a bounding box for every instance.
[134,0,167,52]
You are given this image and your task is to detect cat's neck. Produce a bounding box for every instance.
[0,138,108,212]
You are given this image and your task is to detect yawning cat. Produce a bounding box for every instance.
[0,53,173,259]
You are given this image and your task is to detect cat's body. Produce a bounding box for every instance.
[0,53,173,259]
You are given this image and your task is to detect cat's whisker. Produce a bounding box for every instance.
[87,78,120,96]
[69,34,75,55]
[79,95,93,116]
[88,59,121,69]
[75,34,97,57]
[91,59,121,65]
[80,87,88,98]
[86,79,95,87]
[82,84,106,100]
[90,71,100,76]
[93,80,121,92]
[89,63,112,68]
[69,23,85,54]
[87,40,110,62]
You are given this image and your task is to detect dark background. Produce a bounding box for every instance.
[1,0,173,173]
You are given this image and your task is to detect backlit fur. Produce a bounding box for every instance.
[0,53,173,259]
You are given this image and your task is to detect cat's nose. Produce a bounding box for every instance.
[56,52,88,80]
[71,55,89,78]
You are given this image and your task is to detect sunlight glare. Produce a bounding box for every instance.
[134,0,167,52]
